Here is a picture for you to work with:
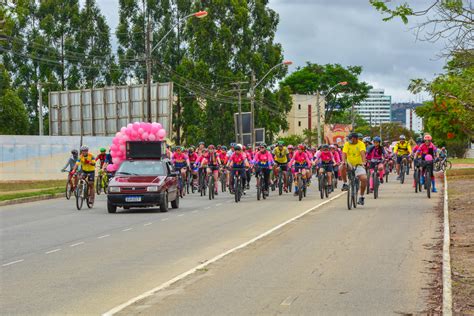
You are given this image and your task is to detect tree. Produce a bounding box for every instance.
[281,63,372,122]
[370,0,473,55]
[0,66,29,135]
[277,134,305,146]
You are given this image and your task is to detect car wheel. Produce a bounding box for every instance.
[171,193,179,209]
[107,200,117,213]
[123,206,130,210]
[160,193,169,212]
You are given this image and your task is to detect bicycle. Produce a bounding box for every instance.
[436,157,452,172]
[220,166,227,192]
[95,169,108,195]
[198,167,208,197]
[232,168,246,203]
[294,167,307,201]
[413,158,423,193]
[255,167,268,201]
[287,170,294,193]
[369,159,383,199]
[208,171,215,200]
[62,170,76,200]
[177,168,186,198]
[76,173,93,210]
[275,164,287,196]
[423,160,434,199]
[318,166,330,200]
[399,155,409,184]
[347,165,359,210]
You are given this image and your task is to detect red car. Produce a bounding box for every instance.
[107,159,179,213]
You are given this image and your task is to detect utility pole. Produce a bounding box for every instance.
[230,81,248,144]
[37,82,43,136]
[351,103,355,130]
[250,71,256,148]
[316,91,322,146]
[146,15,152,123]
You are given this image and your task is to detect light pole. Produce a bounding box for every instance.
[249,60,292,147]
[316,81,348,146]
[146,11,207,123]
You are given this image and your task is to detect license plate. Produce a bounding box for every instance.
[125,196,141,202]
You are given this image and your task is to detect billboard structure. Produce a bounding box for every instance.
[49,82,173,137]
[324,124,352,146]
[255,128,265,144]
[234,112,252,144]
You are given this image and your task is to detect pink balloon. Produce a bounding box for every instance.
[151,126,159,134]
[142,132,149,140]
[115,132,122,138]
[125,128,132,136]
[110,144,118,152]
[112,157,122,164]
[133,122,140,131]
[127,123,133,129]
[112,138,120,145]
[122,134,130,142]
[120,127,127,134]
[107,164,118,172]
[119,145,126,152]
[157,129,166,139]
[148,134,156,141]
[131,130,138,139]
[155,123,162,130]
[138,128,144,135]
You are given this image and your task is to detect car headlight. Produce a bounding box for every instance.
[109,186,121,193]
[147,186,159,192]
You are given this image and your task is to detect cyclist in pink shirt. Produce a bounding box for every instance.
[171,147,190,181]
[365,136,386,192]
[253,144,274,194]
[415,134,438,193]
[289,144,313,195]
[315,144,336,191]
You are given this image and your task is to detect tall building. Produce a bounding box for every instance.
[391,102,423,125]
[355,89,392,126]
[405,108,423,133]
[279,94,325,137]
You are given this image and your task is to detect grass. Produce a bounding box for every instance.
[450,158,474,165]
[447,168,474,178]
[0,187,64,202]
[0,180,65,192]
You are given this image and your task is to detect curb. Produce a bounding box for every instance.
[443,172,453,315]
[0,193,64,207]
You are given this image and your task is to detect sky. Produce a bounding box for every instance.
[94,0,447,103]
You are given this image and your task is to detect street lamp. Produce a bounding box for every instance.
[249,60,292,147]
[316,81,348,146]
[146,11,208,123]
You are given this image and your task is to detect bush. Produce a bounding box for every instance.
[446,139,469,158]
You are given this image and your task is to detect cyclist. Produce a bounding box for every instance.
[340,132,367,205]
[363,136,373,150]
[394,135,412,180]
[207,145,221,195]
[288,144,313,196]
[315,144,336,192]
[273,141,289,192]
[187,147,199,189]
[245,145,254,189]
[415,134,438,192]
[72,145,96,204]
[96,148,108,169]
[383,141,393,172]
[439,147,448,160]
[171,146,190,185]
[330,144,342,180]
[287,144,295,160]
[227,145,250,194]
[61,149,79,173]
[254,144,274,195]
[366,136,386,192]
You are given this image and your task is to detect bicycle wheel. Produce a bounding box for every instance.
[66,180,72,200]
[374,172,379,199]
[208,176,214,200]
[256,176,261,201]
[426,169,431,199]
[319,174,324,199]
[446,161,452,170]
[400,164,405,184]
[324,176,329,198]
[414,168,419,193]
[75,182,84,210]
[288,172,293,193]
[347,178,352,210]
[366,169,370,194]
[352,179,359,209]
[297,174,303,201]
[96,176,101,195]
[278,172,283,196]
[385,165,389,183]
[262,178,267,200]
[86,184,93,209]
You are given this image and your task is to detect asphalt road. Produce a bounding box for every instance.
[0,174,441,315]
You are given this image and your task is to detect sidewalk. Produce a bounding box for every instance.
[116,174,443,315]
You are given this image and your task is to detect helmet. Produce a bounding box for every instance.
[259,142,266,147]
[329,144,335,149]
[242,145,246,150]
[363,136,371,143]
[441,147,445,150]
[217,145,222,149]
[416,137,423,144]
[208,144,215,149]
[348,132,359,139]
[373,136,381,143]
[246,144,252,148]
[298,144,305,150]
[80,145,89,151]
[235,145,242,151]
[100,147,106,152]
[322,144,329,149]
[287,144,294,149]
[199,141,205,145]
[277,141,284,146]
[176,146,182,151]
[424,134,432,141]
[399,135,406,140]
[71,149,78,155]
[221,146,227,150]
[188,147,194,153]
[266,146,272,151]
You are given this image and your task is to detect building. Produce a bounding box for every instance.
[355,89,392,126]
[391,102,423,125]
[405,108,423,133]
[279,94,325,137]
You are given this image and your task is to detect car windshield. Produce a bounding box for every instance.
[117,160,166,176]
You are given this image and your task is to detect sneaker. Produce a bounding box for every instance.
[341,183,349,191]
[369,189,374,193]
[215,191,218,196]
[396,176,400,180]
[293,191,298,196]
[357,197,365,205]
[380,178,384,184]
[432,188,438,193]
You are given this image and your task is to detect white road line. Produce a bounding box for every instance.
[161,218,169,221]
[205,206,211,210]
[443,173,453,315]
[177,214,184,217]
[191,210,198,213]
[70,242,84,247]
[216,203,222,206]
[122,228,133,232]
[98,234,110,239]
[45,248,61,254]
[144,222,153,226]
[102,192,344,316]
[280,296,297,306]
[2,259,24,267]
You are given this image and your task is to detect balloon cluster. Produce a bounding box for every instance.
[106,122,166,172]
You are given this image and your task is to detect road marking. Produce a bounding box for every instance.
[103,192,344,316]
[205,206,211,210]
[191,210,198,213]
[122,228,133,232]
[98,234,110,239]
[45,248,61,254]
[161,218,169,221]
[144,222,153,226]
[70,242,84,247]
[216,203,222,206]
[281,296,298,306]
[2,259,24,267]
[443,172,452,315]
[177,214,184,217]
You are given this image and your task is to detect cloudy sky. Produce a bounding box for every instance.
[95,0,447,102]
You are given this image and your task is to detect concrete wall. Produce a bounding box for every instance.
[0,136,113,181]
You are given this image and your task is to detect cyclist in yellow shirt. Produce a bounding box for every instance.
[273,141,289,192]
[340,132,368,205]
[72,145,96,204]
[393,135,412,180]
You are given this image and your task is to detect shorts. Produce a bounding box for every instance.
[208,165,219,172]
[81,171,95,182]
[320,163,333,173]
[275,162,288,171]
[294,163,308,170]
[397,155,409,164]
[348,164,366,177]
[174,163,187,170]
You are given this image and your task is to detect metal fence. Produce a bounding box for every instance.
[49,82,173,137]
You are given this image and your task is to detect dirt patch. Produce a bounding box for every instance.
[448,172,474,313]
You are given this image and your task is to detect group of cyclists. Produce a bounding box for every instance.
[61,131,447,208]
